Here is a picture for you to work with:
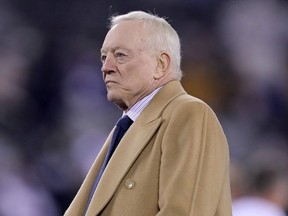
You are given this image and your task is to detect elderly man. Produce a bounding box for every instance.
[65,11,232,216]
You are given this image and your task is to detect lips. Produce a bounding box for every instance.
[105,80,115,85]
[105,80,117,85]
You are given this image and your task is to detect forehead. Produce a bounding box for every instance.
[101,20,148,52]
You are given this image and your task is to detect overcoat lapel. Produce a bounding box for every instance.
[86,116,163,215]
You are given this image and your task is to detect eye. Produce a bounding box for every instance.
[114,52,128,63]
[115,52,125,58]
[100,54,106,63]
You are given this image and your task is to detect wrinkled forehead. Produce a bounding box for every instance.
[101,20,150,51]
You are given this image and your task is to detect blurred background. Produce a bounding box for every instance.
[0,0,288,215]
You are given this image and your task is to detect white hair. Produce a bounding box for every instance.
[109,11,182,80]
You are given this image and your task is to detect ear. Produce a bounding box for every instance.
[154,52,171,79]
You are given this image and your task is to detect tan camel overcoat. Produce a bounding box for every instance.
[64,81,232,216]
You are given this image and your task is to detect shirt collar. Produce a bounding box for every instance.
[124,87,161,121]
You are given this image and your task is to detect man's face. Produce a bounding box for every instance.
[100,20,157,110]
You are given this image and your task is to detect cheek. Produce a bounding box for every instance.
[119,56,156,88]
[132,60,155,78]
[122,64,151,82]
[128,71,153,89]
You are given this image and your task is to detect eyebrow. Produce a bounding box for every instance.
[101,46,130,54]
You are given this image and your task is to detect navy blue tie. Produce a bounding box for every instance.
[86,115,133,208]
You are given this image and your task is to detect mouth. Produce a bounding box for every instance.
[105,80,117,85]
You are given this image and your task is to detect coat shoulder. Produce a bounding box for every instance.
[165,92,214,116]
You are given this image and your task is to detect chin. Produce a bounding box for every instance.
[106,92,115,102]
[107,92,127,110]
[107,92,119,103]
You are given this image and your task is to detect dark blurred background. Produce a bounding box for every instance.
[0,0,288,215]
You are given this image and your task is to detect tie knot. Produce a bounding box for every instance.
[116,115,133,131]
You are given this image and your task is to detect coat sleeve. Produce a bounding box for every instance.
[157,99,232,216]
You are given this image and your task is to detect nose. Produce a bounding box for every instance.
[101,53,116,75]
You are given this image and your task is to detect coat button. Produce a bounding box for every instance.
[125,179,136,189]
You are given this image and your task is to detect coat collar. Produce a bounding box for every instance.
[67,81,186,215]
